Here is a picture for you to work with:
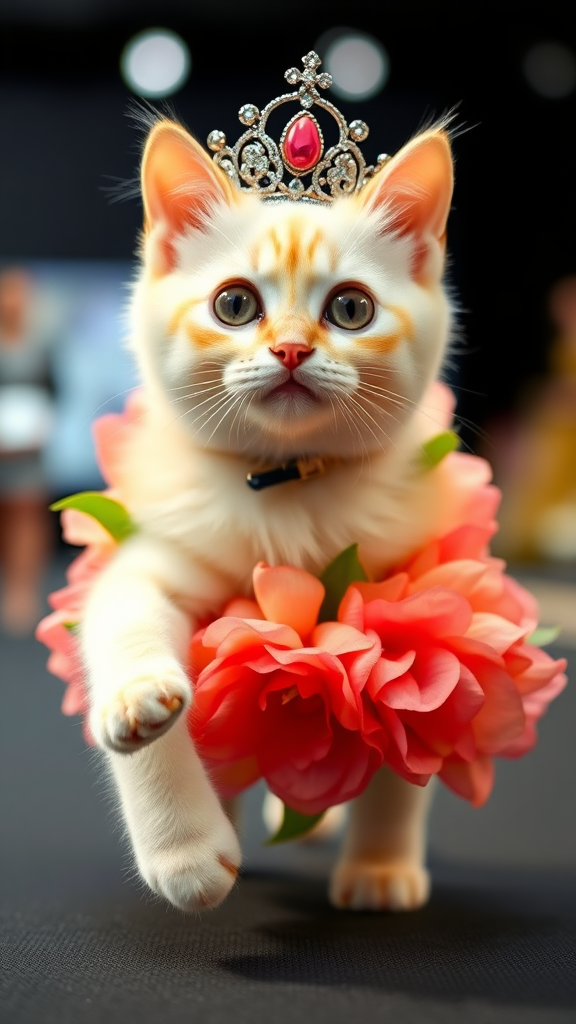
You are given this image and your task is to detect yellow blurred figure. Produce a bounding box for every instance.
[495,276,576,563]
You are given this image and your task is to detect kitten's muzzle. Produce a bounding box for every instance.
[269,342,314,371]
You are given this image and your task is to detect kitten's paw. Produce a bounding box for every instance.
[329,860,430,912]
[139,811,242,913]
[91,661,191,753]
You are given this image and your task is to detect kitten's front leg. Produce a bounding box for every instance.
[82,535,241,912]
[330,768,435,912]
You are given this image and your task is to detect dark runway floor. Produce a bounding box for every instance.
[1,552,575,1023]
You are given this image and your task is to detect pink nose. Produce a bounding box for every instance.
[270,342,313,371]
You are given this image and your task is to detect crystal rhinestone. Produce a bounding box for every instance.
[302,51,320,68]
[220,159,235,177]
[283,114,322,171]
[288,178,304,193]
[207,130,226,152]
[377,152,391,165]
[238,104,259,126]
[349,119,369,142]
[316,73,332,89]
[300,92,314,109]
[285,67,300,85]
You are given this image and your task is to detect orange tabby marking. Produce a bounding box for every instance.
[169,297,203,336]
[185,323,228,349]
[258,313,322,349]
[362,304,414,353]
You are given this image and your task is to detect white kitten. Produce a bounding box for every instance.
[81,112,457,913]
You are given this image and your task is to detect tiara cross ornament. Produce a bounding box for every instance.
[207,51,390,203]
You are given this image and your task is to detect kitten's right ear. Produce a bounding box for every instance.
[141,119,237,271]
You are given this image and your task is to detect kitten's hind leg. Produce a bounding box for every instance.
[109,714,241,912]
[330,768,434,912]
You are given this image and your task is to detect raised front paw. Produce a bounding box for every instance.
[329,860,430,912]
[90,660,191,753]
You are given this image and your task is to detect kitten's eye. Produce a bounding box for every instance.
[325,288,374,331]
[213,286,260,326]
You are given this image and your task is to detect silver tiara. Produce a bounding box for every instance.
[206,50,390,203]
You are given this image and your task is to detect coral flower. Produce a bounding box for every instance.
[35,393,143,723]
[37,384,568,817]
[190,564,384,815]
[337,544,567,806]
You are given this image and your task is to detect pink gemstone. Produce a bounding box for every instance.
[282,115,322,171]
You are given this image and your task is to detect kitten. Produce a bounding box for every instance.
[81,109,458,913]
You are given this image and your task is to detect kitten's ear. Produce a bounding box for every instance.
[141,119,236,271]
[360,127,454,274]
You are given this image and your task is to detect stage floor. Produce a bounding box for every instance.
[1,552,575,1024]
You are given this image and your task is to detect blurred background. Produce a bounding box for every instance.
[0,0,575,903]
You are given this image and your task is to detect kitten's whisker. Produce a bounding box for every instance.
[84,387,140,427]
[335,395,369,482]
[169,385,224,405]
[346,392,414,471]
[355,388,406,427]
[202,392,246,445]
[228,392,249,446]
[356,381,487,453]
[188,392,233,429]
[163,376,222,392]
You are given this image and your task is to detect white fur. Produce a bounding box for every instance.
[81,126,456,912]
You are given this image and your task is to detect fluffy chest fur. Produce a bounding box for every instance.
[114,384,460,595]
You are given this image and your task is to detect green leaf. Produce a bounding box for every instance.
[50,492,136,543]
[62,621,79,633]
[420,430,459,470]
[527,625,561,647]
[318,543,368,622]
[265,804,326,844]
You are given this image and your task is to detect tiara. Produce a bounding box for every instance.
[206,50,390,203]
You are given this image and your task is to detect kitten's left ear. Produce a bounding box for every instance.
[359,127,454,273]
[141,119,237,271]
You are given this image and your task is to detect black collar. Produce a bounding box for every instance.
[246,456,330,491]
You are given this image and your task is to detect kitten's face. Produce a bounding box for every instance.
[133,121,454,461]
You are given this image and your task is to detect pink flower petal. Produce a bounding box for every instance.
[408,559,489,598]
[61,508,116,549]
[351,575,410,604]
[439,754,495,807]
[221,597,263,619]
[465,613,527,654]
[312,621,375,656]
[470,663,526,754]
[337,586,366,631]
[367,651,417,697]
[363,587,473,641]
[201,616,302,654]
[377,647,462,711]
[253,562,325,639]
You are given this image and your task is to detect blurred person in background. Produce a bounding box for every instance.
[494,274,576,565]
[0,266,57,633]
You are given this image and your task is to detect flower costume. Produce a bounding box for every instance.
[37,384,567,820]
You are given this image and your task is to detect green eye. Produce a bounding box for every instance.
[325,288,374,330]
[213,285,260,326]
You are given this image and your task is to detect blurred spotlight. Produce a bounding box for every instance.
[121,28,191,98]
[523,42,576,99]
[315,29,389,101]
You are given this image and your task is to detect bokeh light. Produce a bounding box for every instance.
[523,41,576,99]
[120,28,191,98]
[316,29,389,101]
